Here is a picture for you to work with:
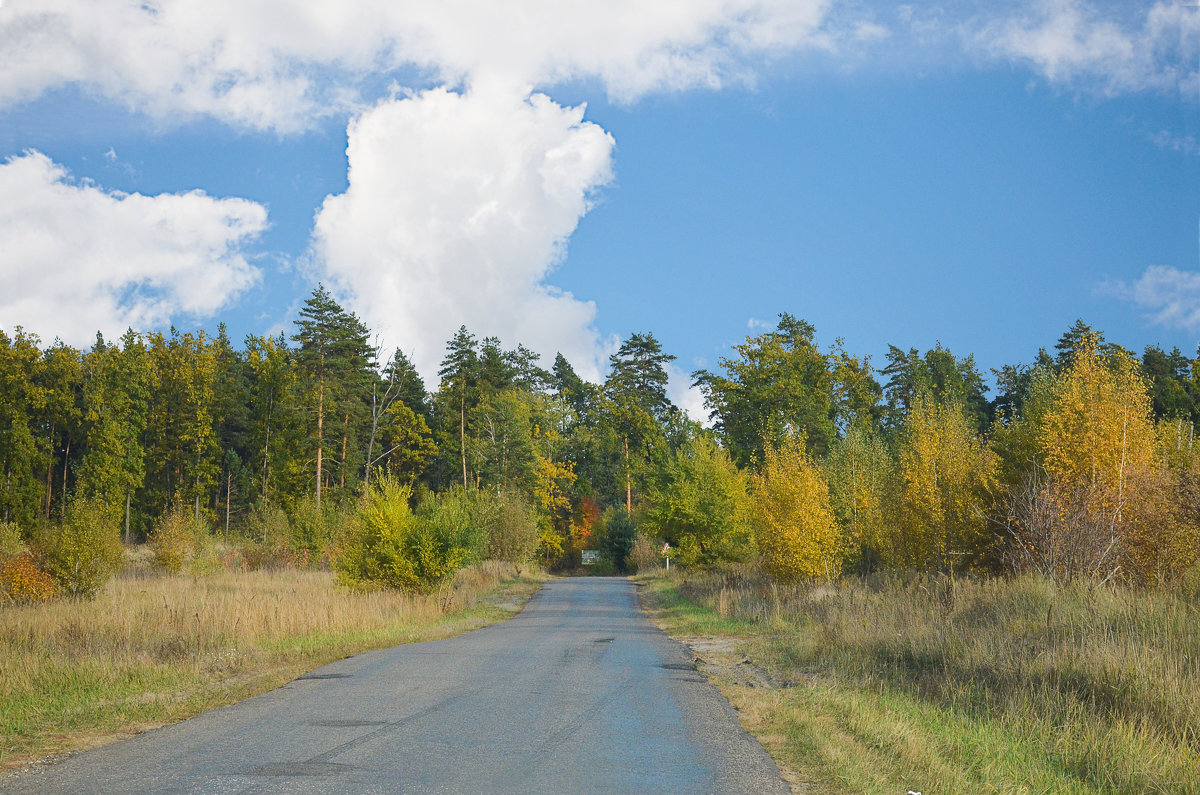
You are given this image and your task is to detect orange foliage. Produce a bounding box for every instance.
[1,552,58,603]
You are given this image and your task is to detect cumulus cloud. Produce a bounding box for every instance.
[1104,265,1200,330]
[312,88,615,385]
[0,151,266,345]
[0,0,835,131]
[966,0,1199,98]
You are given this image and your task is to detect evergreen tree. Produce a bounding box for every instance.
[292,285,374,507]
[437,326,480,488]
[606,332,677,511]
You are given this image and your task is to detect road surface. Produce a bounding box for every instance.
[0,577,791,794]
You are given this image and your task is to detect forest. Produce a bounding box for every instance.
[2,283,1200,599]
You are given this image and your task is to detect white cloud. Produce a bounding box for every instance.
[0,151,266,345]
[1105,265,1200,330]
[967,1,1199,98]
[312,87,615,386]
[1148,129,1200,157]
[0,0,835,132]
[667,363,710,425]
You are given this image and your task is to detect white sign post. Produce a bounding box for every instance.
[661,542,671,571]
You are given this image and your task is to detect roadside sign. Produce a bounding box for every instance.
[581,550,600,565]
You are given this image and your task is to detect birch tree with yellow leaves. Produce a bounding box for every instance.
[885,393,996,572]
[751,437,843,583]
[995,334,1192,582]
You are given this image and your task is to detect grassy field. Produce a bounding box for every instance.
[639,568,1200,794]
[0,558,545,771]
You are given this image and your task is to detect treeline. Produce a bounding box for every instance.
[2,288,1199,595]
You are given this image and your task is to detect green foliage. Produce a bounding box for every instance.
[881,342,991,434]
[479,490,541,564]
[825,425,892,573]
[641,434,751,566]
[599,508,637,573]
[0,519,25,561]
[36,497,123,598]
[335,478,482,592]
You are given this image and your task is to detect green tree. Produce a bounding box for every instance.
[825,424,892,572]
[437,326,480,489]
[0,329,47,527]
[78,331,151,541]
[694,314,837,466]
[641,434,751,565]
[605,332,676,511]
[881,342,990,434]
[292,285,374,507]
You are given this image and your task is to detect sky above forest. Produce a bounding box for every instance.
[1,1,1197,417]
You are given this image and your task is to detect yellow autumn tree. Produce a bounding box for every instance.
[751,437,843,583]
[1002,336,1187,582]
[885,393,996,572]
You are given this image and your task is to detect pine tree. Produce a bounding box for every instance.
[437,326,480,489]
[606,332,676,511]
[292,285,374,506]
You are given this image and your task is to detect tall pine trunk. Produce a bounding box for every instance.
[624,436,632,513]
[460,390,468,488]
[316,376,324,509]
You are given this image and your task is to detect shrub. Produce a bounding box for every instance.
[288,495,337,560]
[0,520,25,561]
[630,534,662,574]
[334,478,481,593]
[481,491,540,564]
[413,488,485,582]
[36,497,123,598]
[150,503,216,574]
[0,552,58,603]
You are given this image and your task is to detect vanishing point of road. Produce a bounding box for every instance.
[0,577,791,794]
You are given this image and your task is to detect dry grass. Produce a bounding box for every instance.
[0,559,545,771]
[641,567,1200,793]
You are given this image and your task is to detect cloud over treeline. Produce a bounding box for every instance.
[0,151,266,345]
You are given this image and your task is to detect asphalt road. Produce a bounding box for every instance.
[0,577,791,794]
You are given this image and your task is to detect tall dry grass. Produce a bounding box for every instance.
[660,567,1200,792]
[0,559,542,769]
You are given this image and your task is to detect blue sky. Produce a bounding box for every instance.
[0,1,1197,413]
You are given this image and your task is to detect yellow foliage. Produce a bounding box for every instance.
[887,394,996,571]
[1001,337,1196,583]
[1038,341,1154,511]
[751,438,843,583]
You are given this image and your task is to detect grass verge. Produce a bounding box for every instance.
[0,560,545,772]
[638,568,1200,794]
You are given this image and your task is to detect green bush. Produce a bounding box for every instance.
[413,488,485,580]
[150,503,216,574]
[481,491,540,564]
[36,497,123,598]
[334,479,482,593]
[288,495,337,559]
